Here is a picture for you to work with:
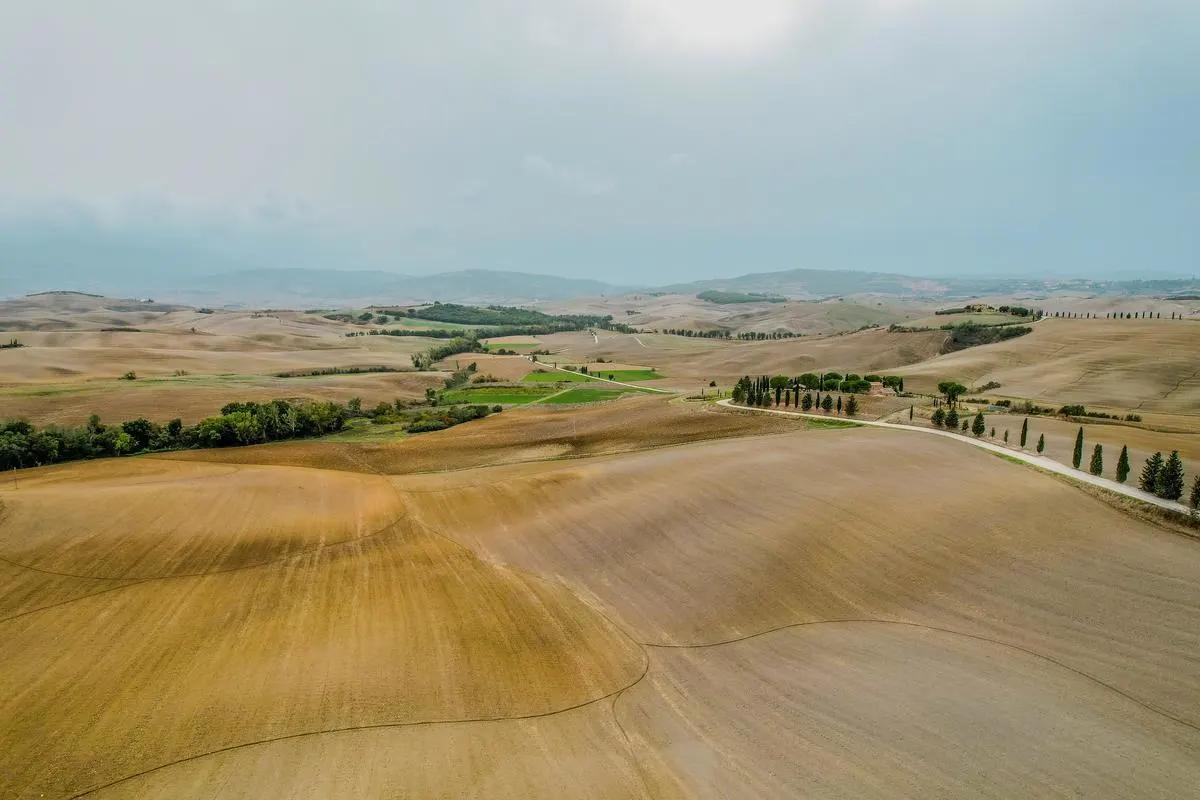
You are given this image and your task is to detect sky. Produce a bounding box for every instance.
[1,0,1197,287]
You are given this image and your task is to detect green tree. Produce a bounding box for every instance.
[1036,433,1045,454]
[801,392,813,411]
[909,405,914,421]
[971,412,985,437]
[821,394,833,412]
[1072,427,1084,469]
[1003,429,1009,444]
[937,381,967,407]
[1115,445,1130,483]
[1189,475,1200,512]
[1020,418,1028,448]
[845,395,859,417]
[1157,451,1185,500]
[945,407,959,429]
[931,407,946,427]
[1089,443,1104,476]
[836,396,843,414]
[1139,452,1164,493]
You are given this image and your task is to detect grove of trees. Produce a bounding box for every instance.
[0,396,495,472]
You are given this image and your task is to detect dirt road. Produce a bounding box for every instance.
[717,399,1194,515]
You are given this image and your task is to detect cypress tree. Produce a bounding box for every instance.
[1157,451,1185,500]
[1089,443,1104,476]
[990,427,996,438]
[1036,433,1045,454]
[1072,427,1084,469]
[775,385,782,406]
[836,396,843,414]
[972,412,985,437]
[1003,429,1009,444]
[945,407,959,429]
[909,405,914,421]
[1140,452,1164,493]
[1115,445,1130,483]
[1020,418,1028,448]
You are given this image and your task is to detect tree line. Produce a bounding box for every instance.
[924,390,1199,511]
[732,374,887,417]
[0,396,497,471]
[1050,310,1184,319]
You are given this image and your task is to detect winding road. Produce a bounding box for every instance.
[717,399,1194,515]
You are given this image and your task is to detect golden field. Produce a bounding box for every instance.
[2,293,1199,798]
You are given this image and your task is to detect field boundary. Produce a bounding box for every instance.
[525,357,674,394]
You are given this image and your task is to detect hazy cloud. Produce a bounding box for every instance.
[1,1,1197,285]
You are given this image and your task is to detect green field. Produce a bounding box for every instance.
[541,386,640,404]
[584,369,664,382]
[522,370,595,383]
[322,420,410,442]
[442,385,556,404]
[482,340,542,352]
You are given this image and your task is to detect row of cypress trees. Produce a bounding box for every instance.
[1068,426,1196,504]
[926,410,1197,509]
[733,375,860,416]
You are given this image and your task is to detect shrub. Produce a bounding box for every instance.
[407,419,449,433]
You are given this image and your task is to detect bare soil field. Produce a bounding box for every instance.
[0,460,644,798]
[0,294,453,424]
[539,327,949,393]
[622,623,1200,798]
[4,293,1200,798]
[541,293,919,337]
[0,370,445,426]
[895,318,1200,422]
[3,403,1199,797]
[163,395,808,474]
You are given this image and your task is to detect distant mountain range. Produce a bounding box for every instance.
[3,263,1196,308]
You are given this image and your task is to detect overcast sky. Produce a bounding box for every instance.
[2,0,1197,285]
